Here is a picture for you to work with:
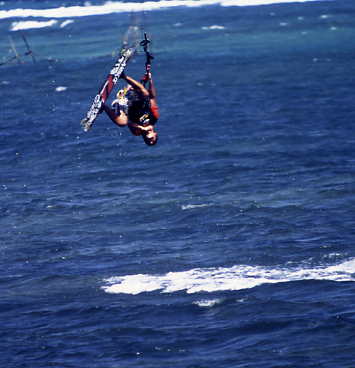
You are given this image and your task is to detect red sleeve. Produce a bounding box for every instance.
[150,100,160,120]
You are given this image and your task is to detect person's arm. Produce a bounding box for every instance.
[127,122,146,136]
[142,72,159,121]
[128,122,151,132]
[121,73,149,98]
[146,72,157,99]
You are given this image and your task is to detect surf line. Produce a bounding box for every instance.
[0,0,324,20]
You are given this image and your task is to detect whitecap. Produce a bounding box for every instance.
[201,25,225,30]
[10,20,57,31]
[103,258,355,295]
[60,19,74,28]
[193,299,222,307]
[181,204,209,210]
[221,0,319,6]
[55,86,67,92]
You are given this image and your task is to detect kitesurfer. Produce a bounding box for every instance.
[101,71,160,146]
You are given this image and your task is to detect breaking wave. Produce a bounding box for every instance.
[0,0,323,20]
[103,258,355,295]
[10,20,58,31]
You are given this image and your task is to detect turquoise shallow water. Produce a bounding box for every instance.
[1,1,355,367]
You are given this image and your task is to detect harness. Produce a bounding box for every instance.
[112,33,156,126]
[126,89,151,125]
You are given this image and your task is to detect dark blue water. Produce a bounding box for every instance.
[1,1,355,367]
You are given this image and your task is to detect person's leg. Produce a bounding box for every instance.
[102,104,128,127]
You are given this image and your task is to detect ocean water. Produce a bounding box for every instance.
[1,0,355,367]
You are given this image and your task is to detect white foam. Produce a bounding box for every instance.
[0,0,324,20]
[103,258,355,295]
[193,298,222,307]
[60,19,74,28]
[221,0,319,5]
[181,204,210,210]
[201,25,225,30]
[55,86,67,92]
[10,20,57,31]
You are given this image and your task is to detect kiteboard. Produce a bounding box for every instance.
[80,44,136,132]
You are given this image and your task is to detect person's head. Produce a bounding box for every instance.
[142,128,158,146]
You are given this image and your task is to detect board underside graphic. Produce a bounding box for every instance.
[81,47,135,132]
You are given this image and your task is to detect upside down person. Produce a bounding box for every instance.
[101,71,160,146]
